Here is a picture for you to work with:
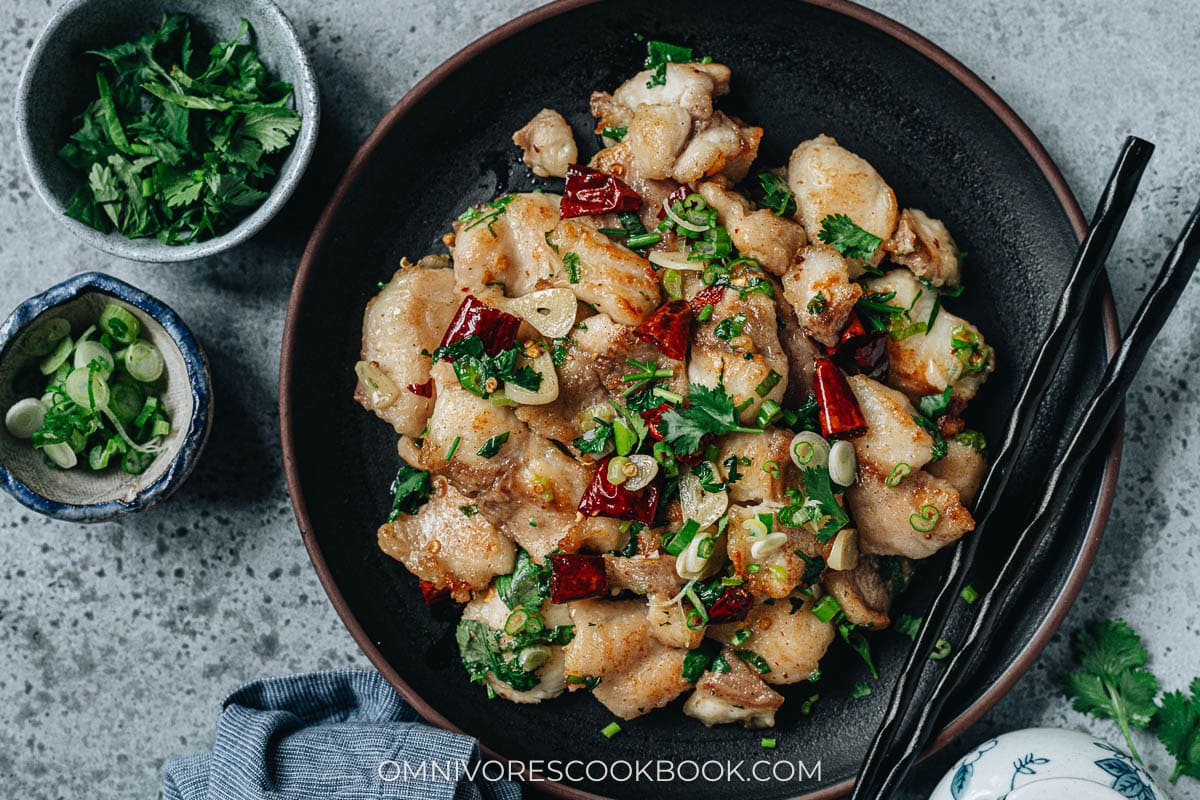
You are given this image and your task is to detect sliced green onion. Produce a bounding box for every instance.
[150,415,170,438]
[44,441,78,469]
[828,440,857,486]
[518,644,551,671]
[746,564,762,574]
[87,436,126,470]
[99,304,140,344]
[909,504,941,533]
[885,462,912,487]
[663,519,701,556]
[930,638,953,660]
[762,459,781,480]
[74,340,115,376]
[134,395,159,427]
[445,435,462,461]
[662,269,683,301]
[754,370,782,398]
[121,449,154,475]
[5,398,46,439]
[21,318,71,356]
[600,722,622,739]
[761,737,777,749]
[627,232,663,249]
[607,456,632,485]
[755,399,782,428]
[39,335,74,376]
[730,627,753,646]
[960,585,979,604]
[612,417,636,456]
[123,341,164,383]
[696,305,714,322]
[789,431,830,469]
[108,382,145,424]
[811,594,842,623]
[652,387,684,405]
[65,367,109,410]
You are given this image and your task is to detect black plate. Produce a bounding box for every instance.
[280,2,1120,797]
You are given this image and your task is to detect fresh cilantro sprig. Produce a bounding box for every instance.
[387,462,432,520]
[1063,619,1160,762]
[757,172,796,216]
[495,549,550,611]
[1158,679,1200,782]
[818,214,883,261]
[660,382,761,454]
[59,14,302,245]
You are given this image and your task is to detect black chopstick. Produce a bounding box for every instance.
[850,136,1154,799]
[863,192,1200,799]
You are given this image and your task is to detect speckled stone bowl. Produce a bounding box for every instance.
[15,0,319,262]
[0,272,212,521]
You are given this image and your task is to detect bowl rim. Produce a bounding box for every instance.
[0,271,213,521]
[277,1,1123,797]
[13,0,320,263]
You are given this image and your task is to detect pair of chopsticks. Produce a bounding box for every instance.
[852,135,1200,799]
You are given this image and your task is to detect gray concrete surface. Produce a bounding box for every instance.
[0,1,1197,798]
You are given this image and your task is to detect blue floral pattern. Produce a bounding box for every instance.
[1009,752,1052,791]
[950,739,999,800]
[1092,743,1160,800]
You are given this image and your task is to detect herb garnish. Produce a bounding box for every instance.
[432,335,542,399]
[60,14,302,244]
[458,194,515,236]
[660,382,761,454]
[1064,619,1159,762]
[387,461,432,520]
[643,40,697,88]
[757,172,796,216]
[817,214,883,261]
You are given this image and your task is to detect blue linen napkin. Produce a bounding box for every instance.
[163,668,522,800]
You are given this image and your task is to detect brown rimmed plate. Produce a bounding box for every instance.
[279,1,1121,797]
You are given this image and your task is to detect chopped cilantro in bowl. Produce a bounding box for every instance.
[16,0,318,261]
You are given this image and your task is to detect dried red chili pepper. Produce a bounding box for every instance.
[658,183,694,220]
[578,457,660,524]
[633,300,692,361]
[706,584,754,623]
[833,331,889,381]
[560,164,642,218]
[419,580,450,605]
[688,285,726,312]
[814,357,868,439]
[641,403,671,442]
[406,380,433,397]
[548,553,610,603]
[823,312,867,356]
[438,295,521,357]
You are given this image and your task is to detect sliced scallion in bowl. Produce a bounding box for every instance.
[5,304,171,475]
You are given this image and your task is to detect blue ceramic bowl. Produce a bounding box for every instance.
[0,272,212,521]
[15,0,319,262]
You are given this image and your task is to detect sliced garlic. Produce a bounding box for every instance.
[623,454,659,491]
[679,472,727,529]
[827,528,860,571]
[648,249,704,271]
[503,351,559,405]
[354,360,399,409]
[506,288,577,338]
[749,531,789,560]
